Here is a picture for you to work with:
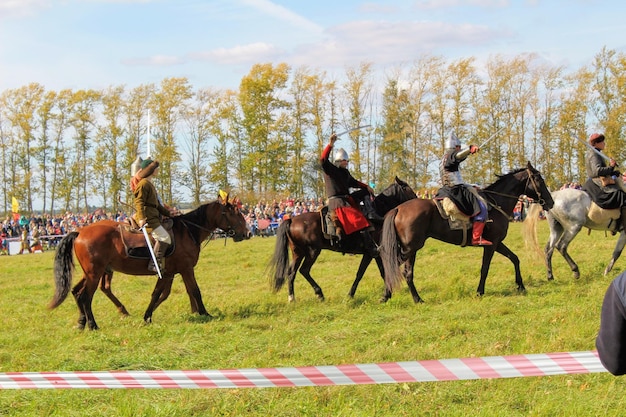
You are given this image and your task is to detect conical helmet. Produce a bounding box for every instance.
[445,132,461,149]
[334,148,349,166]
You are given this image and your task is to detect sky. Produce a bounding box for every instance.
[1,0,625,93]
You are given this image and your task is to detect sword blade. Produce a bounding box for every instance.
[574,134,613,163]
[336,124,371,137]
[141,226,163,279]
[477,126,505,149]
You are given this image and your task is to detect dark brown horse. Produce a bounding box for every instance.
[269,177,417,302]
[49,195,251,330]
[380,162,554,302]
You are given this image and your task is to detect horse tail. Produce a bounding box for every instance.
[48,231,79,309]
[522,203,544,258]
[268,219,291,292]
[380,208,403,292]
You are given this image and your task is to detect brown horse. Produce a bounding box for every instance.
[380,162,554,302]
[269,177,417,302]
[49,195,251,330]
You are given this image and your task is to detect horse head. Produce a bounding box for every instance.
[394,176,418,201]
[374,177,418,214]
[215,194,251,242]
[523,161,554,211]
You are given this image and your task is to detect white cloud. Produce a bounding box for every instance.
[288,19,511,68]
[122,55,185,67]
[0,0,52,18]
[239,0,324,34]
[188,42,284,65]
[415,0,509,9]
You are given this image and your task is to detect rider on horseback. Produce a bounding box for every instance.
[131,159,176,273]
[582,133,626,228]
[320,133,380,257]
[438,131,492,246]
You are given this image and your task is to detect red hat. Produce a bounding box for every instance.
[589,133,605,145]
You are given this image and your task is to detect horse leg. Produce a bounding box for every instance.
[143,275,176,323]
[404,253,424,304]
[99,269,129,316]
[297,250,325,301]
[71,277,88,330]
[374,256,393,303]
[286,251,305,303]
[179,271,211,317]
[544,219,564,281]
[488,243,523,295]
[476,246,498,296]
[554,228,582,279]
[348,255,373,298]
[71,274,100,330]
[605,231,626,275]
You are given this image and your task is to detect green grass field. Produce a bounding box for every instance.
[1,221,626,416]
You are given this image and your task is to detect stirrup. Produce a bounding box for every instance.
[472,237,492,246]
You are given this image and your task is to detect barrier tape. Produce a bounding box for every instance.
[0,351,606,389]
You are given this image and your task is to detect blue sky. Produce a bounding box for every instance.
[1,0,624,92]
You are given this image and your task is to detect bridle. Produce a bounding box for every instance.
[481,167,548,211]
[179,203,241,246]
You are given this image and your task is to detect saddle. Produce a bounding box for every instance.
[320,206,339,241]
[119,218,175,259]
[587,202,621,233]
[434,198,472,247]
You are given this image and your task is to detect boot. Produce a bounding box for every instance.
[620,206,626,235]
[471,221,492,246]
[360,230,380,257]
[330,210,343,241]
[362,197,384,223]
[148,241,169,273]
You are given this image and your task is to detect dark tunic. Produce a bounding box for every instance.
[320,144,370,234]
[320,144,369,211]
[597,272,626,375]
[582,148,626,209]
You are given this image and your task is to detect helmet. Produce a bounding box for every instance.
[334,148,349,165]
[130,156,143,177]
[445,132,461,149]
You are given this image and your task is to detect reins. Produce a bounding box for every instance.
[179,205,237,247]
[480,168,548,217]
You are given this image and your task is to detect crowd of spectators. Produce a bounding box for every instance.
[240,197,325,237]
[1,210,127,255]
[3,186,548,255]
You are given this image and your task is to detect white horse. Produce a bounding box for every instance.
[525,187,626,280]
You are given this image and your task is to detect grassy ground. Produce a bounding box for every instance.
[1,221,625,416]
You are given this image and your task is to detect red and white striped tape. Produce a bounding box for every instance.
[0,351,606,389]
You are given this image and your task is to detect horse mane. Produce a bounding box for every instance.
[173,200,219,242]
[484,167,527,191]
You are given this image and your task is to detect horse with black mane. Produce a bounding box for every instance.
[269,177,417,302]
[380,162,554,302]
[49,194,251,330]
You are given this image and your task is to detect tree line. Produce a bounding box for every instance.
[1,47,625,216]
